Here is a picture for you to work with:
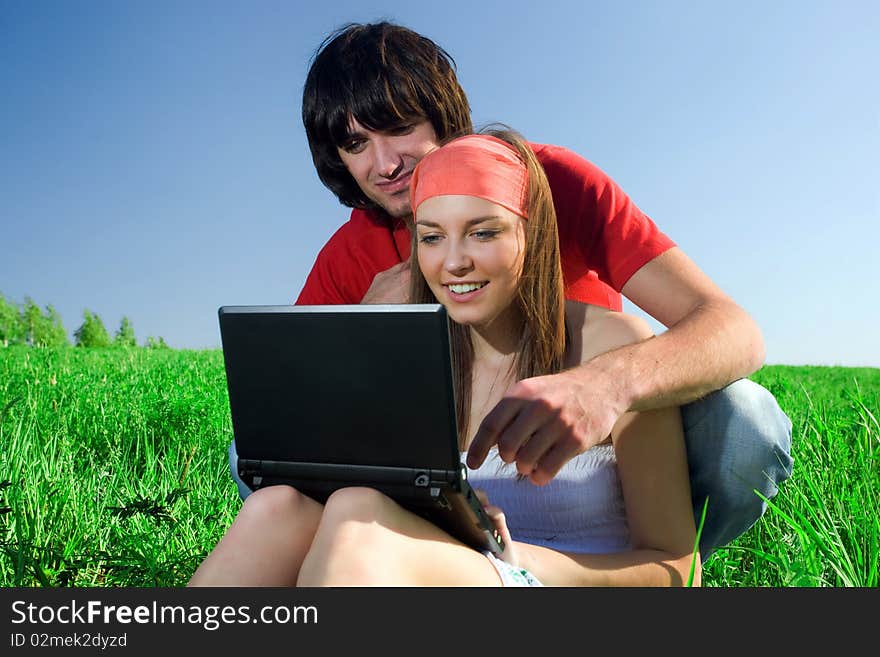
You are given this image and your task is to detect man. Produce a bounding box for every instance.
[233,21,792,559]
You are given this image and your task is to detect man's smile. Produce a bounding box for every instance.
[375,170,413,195]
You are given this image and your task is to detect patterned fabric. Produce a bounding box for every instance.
[483,551,543,587]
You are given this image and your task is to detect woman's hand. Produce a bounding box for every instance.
[475,489,518,566]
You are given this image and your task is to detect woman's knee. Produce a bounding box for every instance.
[321,487,396,524]
[306,488,403,585]
[239,485,316,525]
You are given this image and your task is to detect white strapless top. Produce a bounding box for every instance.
[463,443,630,554]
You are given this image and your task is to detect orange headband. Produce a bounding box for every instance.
[409,134,528,219]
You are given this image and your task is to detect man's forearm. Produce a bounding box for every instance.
[592,299,765,413]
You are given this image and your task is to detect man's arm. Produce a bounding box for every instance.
[359,261,411,304]
[295,211,408,305]
[467,247,765,485]
[610,246,765,411]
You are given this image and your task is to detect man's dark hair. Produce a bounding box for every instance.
[302,21,473,209]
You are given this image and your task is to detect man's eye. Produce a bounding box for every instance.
[341,139,366,154]
[388,123,415,136]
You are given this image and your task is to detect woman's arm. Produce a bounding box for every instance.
[511,308,700,586]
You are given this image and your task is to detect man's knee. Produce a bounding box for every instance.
[684,379,793,493]
[683,379,794,555]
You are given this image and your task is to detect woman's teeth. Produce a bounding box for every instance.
[448,282,486,294]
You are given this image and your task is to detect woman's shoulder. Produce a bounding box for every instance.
[564,300,654,365]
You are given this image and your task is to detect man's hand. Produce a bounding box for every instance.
[466,366,627,486]
[360,261,411,304]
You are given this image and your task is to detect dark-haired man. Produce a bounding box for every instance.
[233,21,792,559]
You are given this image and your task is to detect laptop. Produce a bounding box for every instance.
[217,303,504,556]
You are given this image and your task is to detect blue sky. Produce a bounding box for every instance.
[2,1,878,366]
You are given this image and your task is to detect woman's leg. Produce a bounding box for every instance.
[297,487,503,587]
[188,485,324,586]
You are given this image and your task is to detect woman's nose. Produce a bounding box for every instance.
[444,241,473,275]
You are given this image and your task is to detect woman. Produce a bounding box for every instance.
[189,131,699,586]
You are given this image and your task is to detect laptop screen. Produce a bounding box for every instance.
[218,304,462,471]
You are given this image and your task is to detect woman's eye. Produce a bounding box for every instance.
[472,230,498,240]
[418,234,441,244]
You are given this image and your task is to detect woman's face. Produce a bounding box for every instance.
[415,194,526,331]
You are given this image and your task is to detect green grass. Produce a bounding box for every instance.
[0,346,877,586]
[705,365,880,586]
[0,347,234,586]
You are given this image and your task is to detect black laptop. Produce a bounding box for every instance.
[217,303,504,556]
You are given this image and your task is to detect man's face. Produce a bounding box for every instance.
[337,117,439,218]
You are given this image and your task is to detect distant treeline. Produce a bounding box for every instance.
[0,293,168,349]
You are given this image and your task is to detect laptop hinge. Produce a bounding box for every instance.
[239,459,458,489]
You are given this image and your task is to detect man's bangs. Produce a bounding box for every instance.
[326,79,426,146]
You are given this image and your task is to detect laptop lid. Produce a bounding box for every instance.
[218,303,505,556]
[218,304,462,472]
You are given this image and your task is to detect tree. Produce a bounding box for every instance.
[74,310,111,347]
[36,304,69,347]
[21,297,42,346]
[19,298,67,347]
[114,316,137,347]
[0,292,24,346]
[144,335,169,349]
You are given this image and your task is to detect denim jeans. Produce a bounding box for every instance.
[681,378,793,560]
[228,439,253,502]
[227,378,793,560]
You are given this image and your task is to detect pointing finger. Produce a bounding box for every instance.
[528,437,584,486]
[466,397,524,468]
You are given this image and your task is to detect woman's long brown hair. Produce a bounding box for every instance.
[409,128,566,448]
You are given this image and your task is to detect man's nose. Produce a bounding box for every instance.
[373,137,404,178]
